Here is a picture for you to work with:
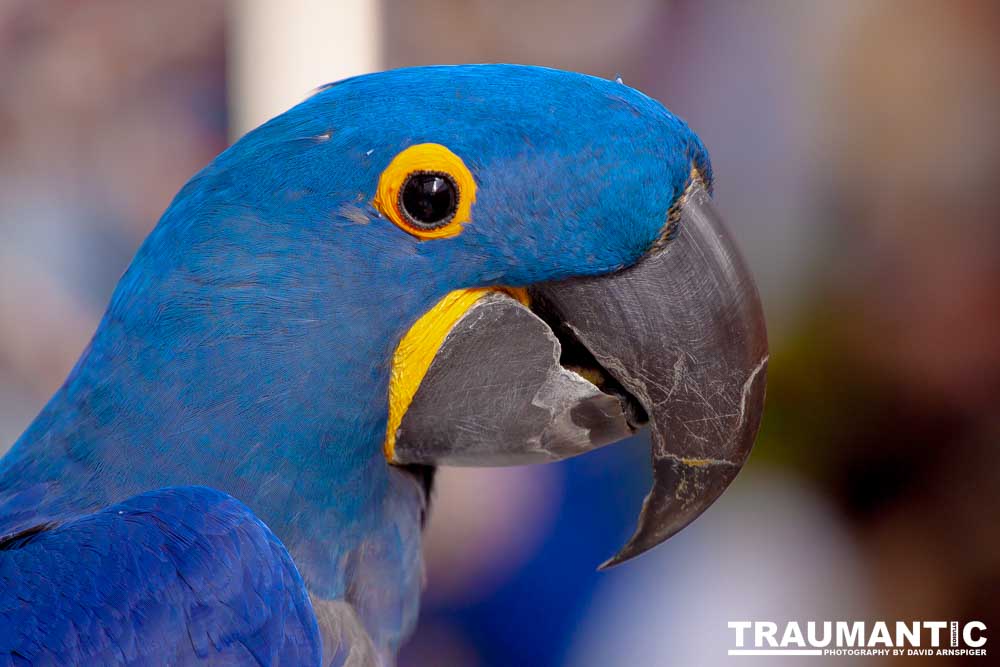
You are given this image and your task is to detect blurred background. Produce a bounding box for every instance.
[1,0,997,664]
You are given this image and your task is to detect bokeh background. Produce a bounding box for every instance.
[1,1,997,665]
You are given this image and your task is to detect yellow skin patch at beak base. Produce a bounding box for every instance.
[384,286,530,461]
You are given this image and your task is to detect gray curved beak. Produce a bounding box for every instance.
[393,181,768,568]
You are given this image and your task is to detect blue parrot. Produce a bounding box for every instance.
[0,65,767,665]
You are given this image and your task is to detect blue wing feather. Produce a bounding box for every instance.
[0,486,322,665]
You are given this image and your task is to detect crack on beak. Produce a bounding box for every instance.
[736,355,769,432]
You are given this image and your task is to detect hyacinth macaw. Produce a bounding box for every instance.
[0,65,767,665]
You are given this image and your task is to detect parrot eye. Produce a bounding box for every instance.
[399,171,459,229]
[374,143,476,240]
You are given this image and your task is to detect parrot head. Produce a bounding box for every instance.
[81,64,766,568]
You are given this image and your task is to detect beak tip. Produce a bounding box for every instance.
[597,542,650,570]
[597,451,756,571]
[596,558,617,572]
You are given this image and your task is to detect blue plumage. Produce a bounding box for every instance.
[0,65,709,663]
[0,486,320,665]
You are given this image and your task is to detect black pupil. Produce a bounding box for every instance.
[400,173,457,227]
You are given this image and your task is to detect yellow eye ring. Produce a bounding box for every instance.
[373,143,476,239]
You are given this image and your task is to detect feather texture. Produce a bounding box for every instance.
[0,487,322,665]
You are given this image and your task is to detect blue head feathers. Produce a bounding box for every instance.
[1,64,712,653]
[229,64,710,286]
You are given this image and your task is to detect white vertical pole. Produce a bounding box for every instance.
[227,0,382,140]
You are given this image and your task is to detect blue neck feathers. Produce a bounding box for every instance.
[1,156,435,632]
